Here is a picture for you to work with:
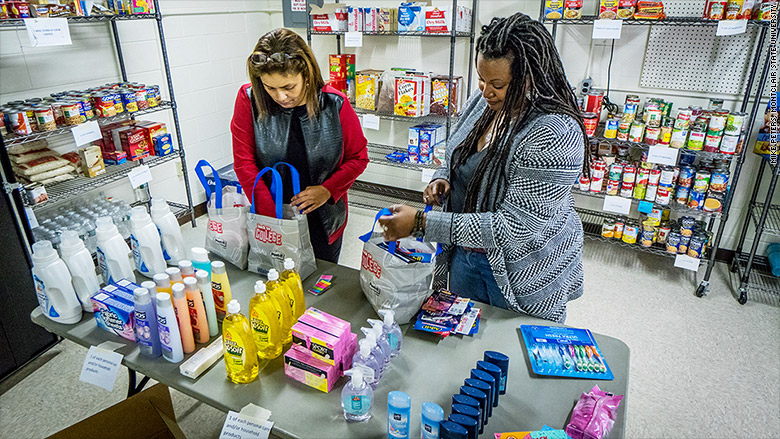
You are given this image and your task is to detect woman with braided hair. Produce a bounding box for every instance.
[379,13,588,323]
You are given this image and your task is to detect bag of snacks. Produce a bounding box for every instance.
[376,69,407,114]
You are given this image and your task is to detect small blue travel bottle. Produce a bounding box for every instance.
[387,391,411,439]
[421,402,444,439]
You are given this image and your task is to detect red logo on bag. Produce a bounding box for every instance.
[362,250,382,279]
[255,225,282,245]
[208,220,223,234]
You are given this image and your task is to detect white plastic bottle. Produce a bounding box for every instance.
[351,338,382,389]
[150,198,187,265]
[156,292,184,363]
[31,240,82,324]
[95,216,136,284]
[129,206,167,279]
[342,368,373,422]
[59,230,100,312]
[378,309,403,358]
[367,320,392,365]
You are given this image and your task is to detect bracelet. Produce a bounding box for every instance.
[411,209,425,239]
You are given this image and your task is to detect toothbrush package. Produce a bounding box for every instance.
[520,325,614,380]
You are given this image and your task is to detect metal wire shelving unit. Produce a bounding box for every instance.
[0,0,196,259]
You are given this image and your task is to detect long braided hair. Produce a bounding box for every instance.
[451,13,590,213]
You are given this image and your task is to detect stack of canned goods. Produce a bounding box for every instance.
[601,212,711,259]
[0,82,161,137]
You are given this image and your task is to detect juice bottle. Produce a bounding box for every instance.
[248,281,283,360]
[281,258,305,321]
[211,261,232,320]
[266,269,293,345]
[222,299,259,384]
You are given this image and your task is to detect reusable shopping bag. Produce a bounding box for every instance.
[195,160,250,269]
[358,208,439,324]
[246,162,317,279]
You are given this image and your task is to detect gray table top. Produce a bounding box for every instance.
[31,258,629,439]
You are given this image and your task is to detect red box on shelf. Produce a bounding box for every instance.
[117,126,151,161]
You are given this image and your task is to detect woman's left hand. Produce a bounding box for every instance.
[292,185,331,214]
[378,204,417,242]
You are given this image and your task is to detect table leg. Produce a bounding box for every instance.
[127,369,151,398]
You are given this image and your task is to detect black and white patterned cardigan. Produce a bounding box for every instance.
[424,92,585,323]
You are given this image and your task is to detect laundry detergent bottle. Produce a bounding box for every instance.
[95,216,135,284]
[31,240,82,324]
[281,258,305,321]
[129,206,167,278]
[150,197,186,265]
[59,230,100,312]
[222,299,259,384]
[249,280,283,360]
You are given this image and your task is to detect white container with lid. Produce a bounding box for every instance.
[150,198,187,265]
[31,240,82,324]
[59,230,100,312]
[95,216,136,284]
[129,206,166,278]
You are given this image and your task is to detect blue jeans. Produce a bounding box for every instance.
[449,247,508,309]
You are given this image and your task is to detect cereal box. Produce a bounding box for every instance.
[378,8,397,32]
[356,70,383,111]
[117,126,151,161]
[364,8,379,32]
[398,2,426,32]
[348,6,363,32]
[395,74,430,117]
[310,4,348,32]
[544,0,564,19]
[431,75,462,116]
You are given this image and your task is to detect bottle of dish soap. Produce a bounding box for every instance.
[341,368,373,422]
[222,299,259,383]
[281,258,305,320]
[150,197,186,265]
[266,269,292,344]
[351,338,381,389]
[129,206,167,278]
[95,216,135,284]
[31,240,82,324]
[59,230,100,312]
[366,321,391,365]
[378,309,402,358]
[249,281,283,360]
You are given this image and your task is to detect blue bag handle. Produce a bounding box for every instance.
[250,167,284,219]
[194,160,223,209]
[358,206,441,257]
[272,162,302,196]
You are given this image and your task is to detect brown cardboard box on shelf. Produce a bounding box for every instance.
[78,145,106,177]
[47,384,186,439]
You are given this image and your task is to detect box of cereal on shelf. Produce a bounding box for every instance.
[356,70,382,111]
[394,74,430,117]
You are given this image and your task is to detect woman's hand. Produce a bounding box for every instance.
[378,204,418,242]
[291,185,331,214]
[423,179,450,206]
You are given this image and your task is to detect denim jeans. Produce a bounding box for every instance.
[449,247,508,309]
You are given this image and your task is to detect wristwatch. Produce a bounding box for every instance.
[411,209,425,239]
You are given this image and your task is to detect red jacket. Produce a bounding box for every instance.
[231,83,369,243]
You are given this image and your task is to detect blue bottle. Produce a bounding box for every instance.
[470,369,497,408]
[477,360,504,403]
[421,402,444,439]
[483,351,510,395]
[387,391,411,439]
[190,247,211,278]
[464,379,492,418]
[459,386,488,427]
[133,287,161,357]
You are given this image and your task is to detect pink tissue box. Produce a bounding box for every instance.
[284,347,339,393]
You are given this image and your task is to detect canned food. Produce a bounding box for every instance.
[709,113,727,132]
[694,170,711,192]
[606,179,621,196]
[121,89,138,113]
[710,168,729,192]
[719,134,739,154]
[709,98,725,111]
[648,168,662,185]
[9,110,32,135]
[725,0,744,18]
[620,181,634,198]
[648,208,663,226]
[666,231,681,253]
[674,108,693,129]
[688,233,706,258]
[583,112,599,137]
[679,234,690,254]
[79,98,94,120]
[670,128,689,148]
[640,227,655,248]
[585,90,605,116]
[617,120,631,141]
[602,219,615,238]
[111,92,124,113]
[62,102,81,126]
[623,102,638,121]
[725,112,745,135]
[145,86,159,107]
[608,163,623,181]
[590,160,606,193]
[659,124,673,146]
[634,168,650,200]
[656,184,672,205]
[704,133,722,152]
[658,167,674,186]
[687,130,705,150]
[646,106,663,128]
[680,216,695,235]
[135,89,149,110]
[645,126,661,145]
[688,190,706,210]
[658,223,671,244]
[622,222,639,244]
[614,218,625,239]
[622,165,637,183]
[33,106,56,131]
[703,190,724,213]
[629,121,645,143]
[51,102,66,126]
[604,118,619,139]
[579,174,590,191]
[706,0,726,20]
[677,166,695,188]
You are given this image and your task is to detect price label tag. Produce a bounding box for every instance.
[219,411,273,439]
[291,0,307,12]
[647,145,679,166]
[24,18,72,47]
[71,120,102,147]
[362,114,380,130]
[421,168,436,183]
[344,31,363,47]
[674,254,701,271]
[637,200,654,214]
[716,19,748,36]
[127,165,153,188]
[79,346,123,391]
[592,19,622,39]
[602,195,632,215]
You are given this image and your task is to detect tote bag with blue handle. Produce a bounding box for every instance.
[195,160,250,269]
[358,207,439,324]
[246,163,317,279]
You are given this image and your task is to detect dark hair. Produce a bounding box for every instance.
[451,13,590,213]
[247,28,325,119]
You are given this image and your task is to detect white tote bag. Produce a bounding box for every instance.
[246,163,317,279]
[195,160,250,269]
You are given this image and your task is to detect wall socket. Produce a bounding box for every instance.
[579,77,593,96]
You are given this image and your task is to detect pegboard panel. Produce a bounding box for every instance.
[641,25,763,95]
[662,0,712,16]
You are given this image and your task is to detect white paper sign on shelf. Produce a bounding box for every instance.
[291,0,307,12]
[79,346,123,391]
[592,19,622,39]
[345,31,363,47]
[71,120,102,147]
[716,20,748,36]
[219,411,273,439]
[128,165,153,189]
[674,254,701,271]
[421,168,436,183]
[602,195,632,215]
[362,114,380,130]
[24,18,72,47]
[647,145,679,166]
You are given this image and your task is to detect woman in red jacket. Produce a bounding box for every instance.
[231,28,368,263]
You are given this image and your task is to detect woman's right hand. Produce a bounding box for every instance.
[423,179,450,206]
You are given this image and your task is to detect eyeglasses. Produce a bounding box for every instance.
[250,52,294,65]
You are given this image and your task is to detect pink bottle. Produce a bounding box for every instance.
[171,283,195,353]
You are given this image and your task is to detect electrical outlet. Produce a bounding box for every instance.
[579,77,593,96]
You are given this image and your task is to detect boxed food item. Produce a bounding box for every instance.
[599,0,619,18]
[364,7,379,32]
[565,0,584,18]
[310,3,348,32]
[377,7,397,32]
[136,121,167,155]
[409,124,446,163]
[153,134,173,156]
[356,69,383,111]
[329,54,356,100]
[78,144,106,177]
[398,2,426,32]
[348,6,363,32]
[425,6,472,33]
[617,0,635,18]
[103,150,127,166]
[545,0,564,19]
[431,75,462,116]
[633,0,665,18]
[116,126,151,161]
[408,125,422,163]
[23,183,48,205]
[394,74,431,117]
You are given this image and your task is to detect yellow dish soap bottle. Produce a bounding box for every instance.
[222,299,258,383]
[266,269,293,345]
[249,281,283,360]
[281,258,306,321]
